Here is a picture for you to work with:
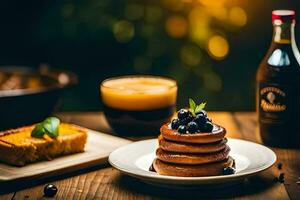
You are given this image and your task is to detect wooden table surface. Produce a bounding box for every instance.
[1,112,300,200]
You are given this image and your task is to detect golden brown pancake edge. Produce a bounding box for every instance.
[160,123,226,144]
[153,156,234,177]
[158,135,228,153]
[156,145,230,165]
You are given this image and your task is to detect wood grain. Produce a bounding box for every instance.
[210,112,242,139]
[232,112,260,142]
[1,112,299,200]
[10,168,288,200]
[232,112,292,200]
[0,193,14,200]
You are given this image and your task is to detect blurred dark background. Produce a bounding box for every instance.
[0,0,299,111]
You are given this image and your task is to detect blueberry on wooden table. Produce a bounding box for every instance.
[278,173,285,183]
[277,162,283,170]
[44,184,58,197]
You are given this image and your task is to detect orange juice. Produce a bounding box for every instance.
[100,76,177,135]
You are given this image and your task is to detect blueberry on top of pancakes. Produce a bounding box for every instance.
[170,98,214,134]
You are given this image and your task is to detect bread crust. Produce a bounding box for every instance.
[0,123,87,166]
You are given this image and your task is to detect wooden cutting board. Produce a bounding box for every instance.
[0,129,131,182]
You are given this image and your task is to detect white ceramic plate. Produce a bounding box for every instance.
[109,138,276,187]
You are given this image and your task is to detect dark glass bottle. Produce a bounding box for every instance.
[256,10,300,147]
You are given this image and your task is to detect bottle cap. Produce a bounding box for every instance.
[272,10,296,23]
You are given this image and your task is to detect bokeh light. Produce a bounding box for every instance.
[113,20,135,43]
[124,4,144,21]
[111,1,247,65]
[145,6,162,23]
[134,56,151,72]
[198,0,226,7]
[208,35,229,59]
[163,0,184,11]
[107,0,247,97]
[61,3,75,18]
[165,15,188,39]
[140,24,156,38]
[208,6,228,21]
[203,72,222,92]
[148,39,166,57]
[229,7,247,26]
[180,44,201,66]
[189,6,210,44]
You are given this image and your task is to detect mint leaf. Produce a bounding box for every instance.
[195,102,206,113]
[43,117,60,138]
[189,98,196,110]
[188,98,207,116]
[31,117,60,138]
[189,98,196,116]
[31,123,46,138]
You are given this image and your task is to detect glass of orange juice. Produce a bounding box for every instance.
[100,75,177,135]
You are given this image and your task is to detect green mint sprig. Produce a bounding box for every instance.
[189,98,206,116]
[31,117,60,138]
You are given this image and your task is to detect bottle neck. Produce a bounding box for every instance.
[271,20,300,65]
[272,21,295,44]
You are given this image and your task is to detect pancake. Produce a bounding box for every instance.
[160,124,226,144]
[153,156,234,177]
[156,145,230,165]
[158,135,227,153]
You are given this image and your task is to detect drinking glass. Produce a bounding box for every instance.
[100,75,177,135]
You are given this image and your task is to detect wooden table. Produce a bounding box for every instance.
[1,112,300,200]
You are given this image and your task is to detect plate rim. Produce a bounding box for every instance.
[108,138,277,182]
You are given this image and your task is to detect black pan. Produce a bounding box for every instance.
[0,66,77,130]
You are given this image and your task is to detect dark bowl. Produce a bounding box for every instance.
[0,66,77,130]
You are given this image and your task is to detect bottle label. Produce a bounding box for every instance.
[259,83,290,123]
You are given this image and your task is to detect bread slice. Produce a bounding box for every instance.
[0,123,88,166]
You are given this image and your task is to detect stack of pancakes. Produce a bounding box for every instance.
[153,124,234,177]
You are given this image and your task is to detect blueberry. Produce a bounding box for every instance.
[177,109,191,120]
[187,122,198,133]
[278,173,285,183]
[202,121,213,132]
[196,110,207,117]
[177,125,187,134]
[171,118,180,130]
[277,162,283,170]
[222,167,235,175]
[194,114,207,127]
[180,113,193,125]
[44,184,58,197]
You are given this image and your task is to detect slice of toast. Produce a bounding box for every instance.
[0,123,88,166]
